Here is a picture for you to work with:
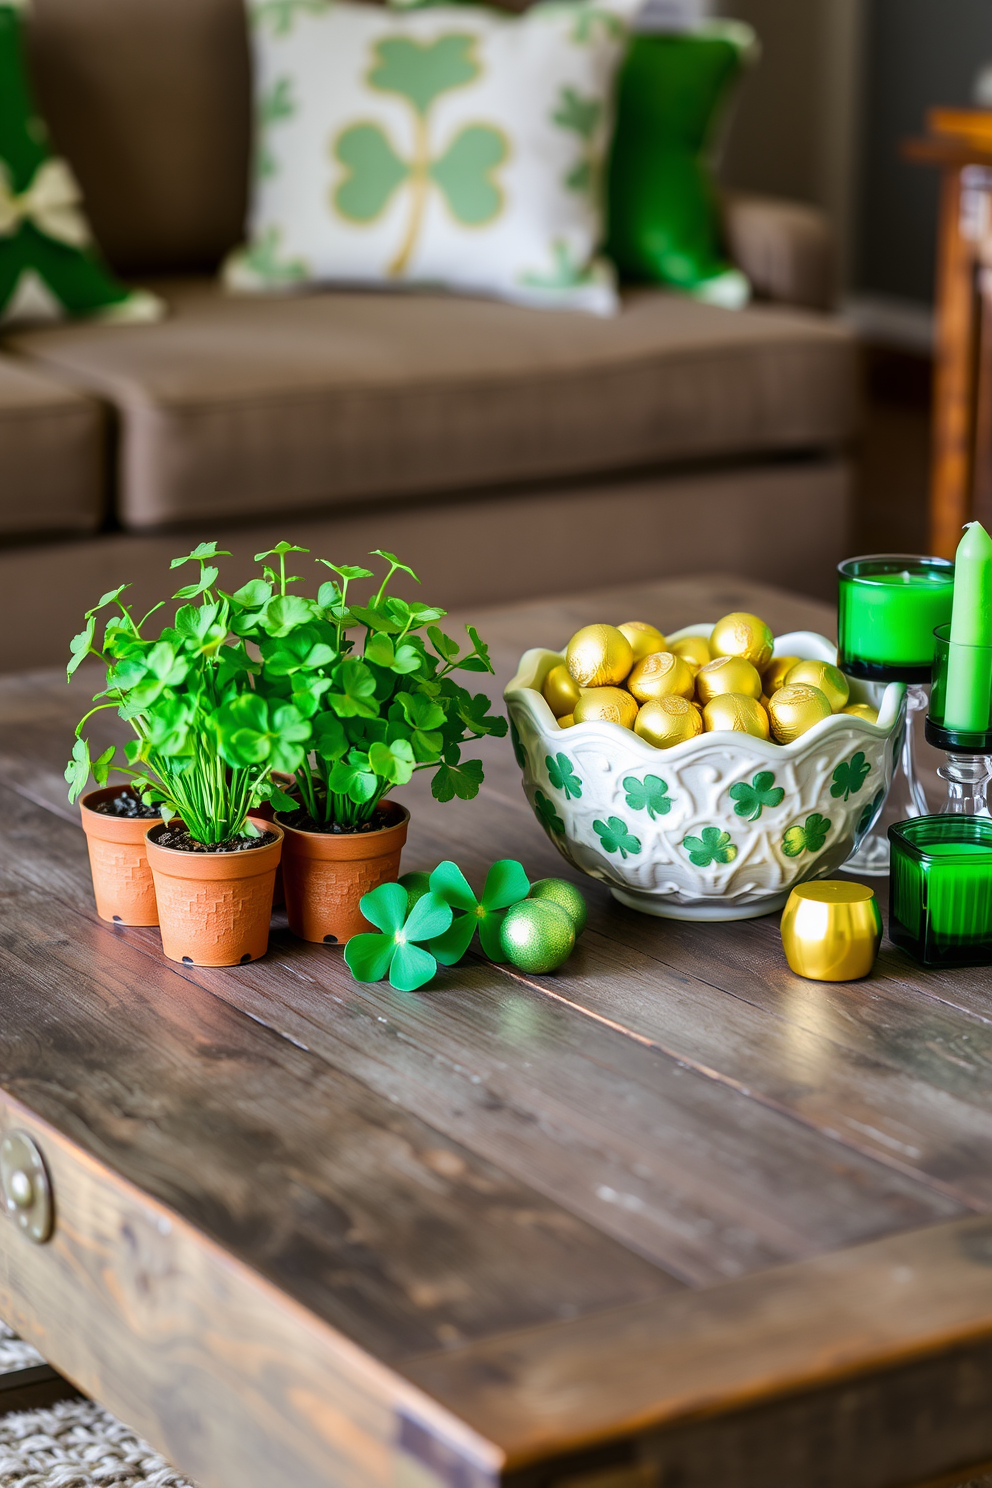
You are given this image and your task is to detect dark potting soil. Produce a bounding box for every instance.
[93,791,161,819]
[276,806,393,835]
[149,825,277,853]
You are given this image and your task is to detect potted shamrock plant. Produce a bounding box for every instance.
[231,546,508,944]
[66,543,310,965]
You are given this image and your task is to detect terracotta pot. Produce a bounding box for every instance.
[252,772,294,909]
[79,787,163,926]
[280,801,410,944]
[144,818,283,966]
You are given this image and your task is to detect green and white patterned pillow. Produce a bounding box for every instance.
[226,0,632,315]
[0,0,162,326]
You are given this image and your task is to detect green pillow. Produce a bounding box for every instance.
[0,1,161,325]
[606,21,757,307]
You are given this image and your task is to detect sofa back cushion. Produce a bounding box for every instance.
[26,0,251,275]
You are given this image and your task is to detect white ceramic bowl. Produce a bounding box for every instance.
[505,626,906,921]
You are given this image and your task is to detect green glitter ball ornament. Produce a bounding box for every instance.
[398,871,432,911]
[500,900,575,974]
[528,877,587,936]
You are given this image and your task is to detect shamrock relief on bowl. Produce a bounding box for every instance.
[505,624,906,921]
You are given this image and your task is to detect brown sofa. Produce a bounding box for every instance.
[0,0,858,671]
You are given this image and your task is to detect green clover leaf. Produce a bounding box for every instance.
[344,882,453,992]
[782,812,832,858]
[682,827,737,868]
[857,787,886,838]
[328,658,379,718]
[553,86,601,141]
[623,774,672,820]
[369,34,480,115]
[534,789,564,834]
[335,123,411,222]
[429,858,531,963]
[729,770,786,822]
[429,125,506,225]
[328,748,379,804]
[546,753,582,800]
[216,695,311,775]
[510,720,527,769]
[431,758,484,802]
[831,751,871,801]
[594,816,642,859]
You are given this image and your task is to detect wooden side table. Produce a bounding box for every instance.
[904,109,992,556]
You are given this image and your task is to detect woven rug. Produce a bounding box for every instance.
[0,1329,43,1378]
[0,1399,195,1488]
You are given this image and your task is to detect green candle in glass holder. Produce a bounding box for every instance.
[838,556,954,680]
[944,521,992,731]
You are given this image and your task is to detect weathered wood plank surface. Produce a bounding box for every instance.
[4,572,992,1488]
[0,787,675,1361]
[0,783,963,1292]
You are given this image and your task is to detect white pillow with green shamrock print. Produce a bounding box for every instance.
[226,0,632,315]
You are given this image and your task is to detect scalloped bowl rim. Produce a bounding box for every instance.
[504,626,906,759]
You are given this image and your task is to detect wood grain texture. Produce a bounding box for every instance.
[0,791,675,1361]
[0,1095,502,1488]
[4,574,992,1488]
[0,787,962,1292]
[408,1214,992,1473]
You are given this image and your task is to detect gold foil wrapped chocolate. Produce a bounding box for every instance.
[841,703,879,724]
[670,635,711,670]
[710,612,775,671]
[573,686,638,729]
[767,684,832,743]
[695,656,763,705]
[702,693,770,739]
[628,650,695,703]
[762,655,801,694]
[785,659,850,714]
[566,624,633,688]
[558,713,575,728]
[634,695,704,748]
[780,881,881,981]
[542,663,582,718]
[618,621,666,664]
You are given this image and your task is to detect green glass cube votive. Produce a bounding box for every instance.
[889,815,992,967]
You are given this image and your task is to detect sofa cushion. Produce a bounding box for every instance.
[25,0,250,275]
[0,353,104,537]
[6,278,857,532]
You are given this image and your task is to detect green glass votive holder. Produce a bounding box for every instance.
[838,555,954,682]
[926,623,992,753]
[889,815,992,967]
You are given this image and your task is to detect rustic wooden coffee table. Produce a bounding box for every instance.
[2,574,992,1488]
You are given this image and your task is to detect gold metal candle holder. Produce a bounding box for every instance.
[780,881,882,981]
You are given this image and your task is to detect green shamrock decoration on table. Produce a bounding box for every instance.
[344,882,453,991]
[682,827,737,868]
[546,752,582,800]
[856,787,885,838]
[534,789,565,835]
[728,771,785,823]
[594,816,641,859]
[428,859,531,963]
[622,775,672,820]
[333,35,507,276]
[831,751,871,802]
[782,813,831,858]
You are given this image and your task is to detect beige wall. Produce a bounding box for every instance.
[716,0,863,284]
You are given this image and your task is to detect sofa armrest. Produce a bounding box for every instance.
[721,192,837,313]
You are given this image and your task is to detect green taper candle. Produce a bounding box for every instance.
[945,522,992,731]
